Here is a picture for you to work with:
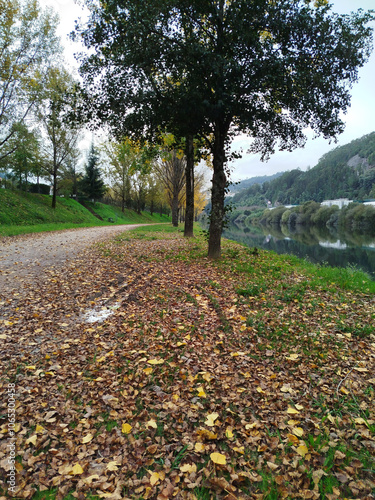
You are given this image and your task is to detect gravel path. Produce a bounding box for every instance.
[0,224,148,296]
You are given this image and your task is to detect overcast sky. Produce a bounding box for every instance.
[41,0,375,180]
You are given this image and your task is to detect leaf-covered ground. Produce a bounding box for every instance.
[1,226,374,500]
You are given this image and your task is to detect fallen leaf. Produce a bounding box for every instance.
[296,445,308,457]
[82,433,94,444]
[210,452,227,465]
[122,423,132,434]
[205,412,219,426]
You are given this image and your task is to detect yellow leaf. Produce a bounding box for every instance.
[147,359,164,365]
[354,417,368,426]
[292,427,304,437]
[287,419,300,425]
[296,445,308,457]
[35,425,45,434]
[71,463,84,475]
[82,433,94,444]
[225,427,234,438]
[94,377,104,381]
[26,435,37,445]
[176,342,187,347]
[340,387,349,395]
[107,461,120,471]
[180,463,197,473]
[205,412,219,426]
[195,442,205,452]
[25,365,36,370]
[295,404,304,410]
[210,452,227,465]
[245,422,257,429]
[233,446,245,454]
[143,367,153,375]
[196,429,217,440]
[256,386,265,394]
[146,419,158,429]
[197,386,206,398]
[287,434,300,446]
[286,353,299,360]
[287,407,300,414]
[149,471,160,486]
[122,423,132,434]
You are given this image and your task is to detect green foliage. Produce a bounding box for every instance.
[0,0,61,160]
[75,0,374,258]
[80,143,106,201]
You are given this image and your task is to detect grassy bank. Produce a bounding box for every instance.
[0,189,170,237]
[0,226,374,499]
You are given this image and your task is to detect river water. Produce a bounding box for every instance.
[223,222,375,280]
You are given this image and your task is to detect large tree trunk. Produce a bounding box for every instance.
[184,135,194,238]
[208,124,227,259]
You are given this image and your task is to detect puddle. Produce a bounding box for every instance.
[84,302,121,323]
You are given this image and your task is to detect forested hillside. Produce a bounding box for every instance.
[228,172,284,194]
[232,132,375,207]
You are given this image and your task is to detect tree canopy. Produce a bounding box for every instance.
[0,0,61,160]
[74,0,374,257]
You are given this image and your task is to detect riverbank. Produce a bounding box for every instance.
[0,225,374,499]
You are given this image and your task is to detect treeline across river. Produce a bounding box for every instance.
[232,200,375,233]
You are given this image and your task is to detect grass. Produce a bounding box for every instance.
[0,189,171,237]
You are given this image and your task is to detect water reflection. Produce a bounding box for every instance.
[223,222,375,279]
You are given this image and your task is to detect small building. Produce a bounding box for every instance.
[321,198,352,209]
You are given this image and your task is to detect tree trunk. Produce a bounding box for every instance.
[52,168,57,209]
[172,194,179,226]
[208,124,227,259]
[184,135,195,237]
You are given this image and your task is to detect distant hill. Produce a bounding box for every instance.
[232,132,375,207]
[228,172,284,194]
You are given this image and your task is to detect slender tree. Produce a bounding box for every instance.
[75,0,374,258]
[154,150,186,227]
[0,0,60,160]
[38,68,81,208]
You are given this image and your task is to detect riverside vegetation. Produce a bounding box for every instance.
[0,225,374,500]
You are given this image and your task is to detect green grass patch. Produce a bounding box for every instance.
[0,189,171,237]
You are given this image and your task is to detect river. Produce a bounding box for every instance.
[223,222,375,280]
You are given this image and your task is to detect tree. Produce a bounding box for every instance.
[0,0,60,160]
[38,67,81,208]
[102,139,136,212]
[75,0,374,258]
[81,143,106,202]
[154,150,186,227]
[0,123,42,190]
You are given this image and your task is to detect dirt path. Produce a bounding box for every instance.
[0,224,148,297]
